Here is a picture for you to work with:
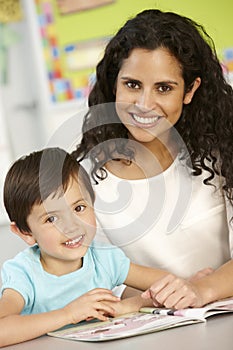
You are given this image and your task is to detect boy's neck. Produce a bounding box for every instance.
[40,255,83,276]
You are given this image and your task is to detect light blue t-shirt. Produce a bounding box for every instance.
[1,241,130,315]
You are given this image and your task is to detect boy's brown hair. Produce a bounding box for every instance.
[4,147,95,232]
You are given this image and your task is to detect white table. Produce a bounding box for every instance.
[5,313,233,350]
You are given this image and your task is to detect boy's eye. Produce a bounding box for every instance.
[75,205,85,213]
[46,216,57,223]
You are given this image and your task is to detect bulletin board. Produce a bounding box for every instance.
[34,0,233,104]
[35,0,158,104]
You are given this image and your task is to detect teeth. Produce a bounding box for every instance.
[65,235,83,246]
[132,114,159,124]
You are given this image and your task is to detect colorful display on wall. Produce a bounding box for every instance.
[222,48,233,85]
[56,0,115,15]
[35,0,233,103]
[0,0,22,85]
[0,0,22,22]
[35,0,112,103]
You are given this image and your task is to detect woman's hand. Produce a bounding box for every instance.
[188,267,214,282]
[63,288,120,324]
[141,274,204,309]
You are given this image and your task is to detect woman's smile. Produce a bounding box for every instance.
[115,47,199,144]
[130,112,163,128]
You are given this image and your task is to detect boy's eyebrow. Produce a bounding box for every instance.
[38,197,89,220]
[38,209,58,220]
[72,198,88,206]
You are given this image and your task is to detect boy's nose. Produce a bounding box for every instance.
[57,213,81,237]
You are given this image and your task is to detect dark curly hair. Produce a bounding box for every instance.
[72,9,233,204]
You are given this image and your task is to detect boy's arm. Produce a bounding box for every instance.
[124,262,168,290]
[0,289,25,317]
[0,292,73,347]
[106,263,166,315]
[109,294,154,316]
[104,263,167,316]
[105,261,206,316]
[0,288,120,347]
[121,286,142,299]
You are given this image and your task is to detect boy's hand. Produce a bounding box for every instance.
[63,288,120,324]
[141,274,204,309]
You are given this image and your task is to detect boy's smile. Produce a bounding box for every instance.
[63,234,85,248]
[25,177,96,276]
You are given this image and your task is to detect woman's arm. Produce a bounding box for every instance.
[191,259,233,305]
[140,260,233,309]
[122,263,203,310]
[103,263,225,316]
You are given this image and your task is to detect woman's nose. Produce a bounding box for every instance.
[137,89,156,111]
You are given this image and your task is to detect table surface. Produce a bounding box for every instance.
[5,313,233,350]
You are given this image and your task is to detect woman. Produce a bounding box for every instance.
[72,9,233,305]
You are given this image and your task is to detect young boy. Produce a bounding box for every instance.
[0,147,199,347]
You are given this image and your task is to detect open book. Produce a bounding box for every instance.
[48,298,233,342]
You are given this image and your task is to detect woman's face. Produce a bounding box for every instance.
[115,48,200,144]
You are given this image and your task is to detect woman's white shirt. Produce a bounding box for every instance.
[91,156,232,278]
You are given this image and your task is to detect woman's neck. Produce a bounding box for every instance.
[106,132,178,180]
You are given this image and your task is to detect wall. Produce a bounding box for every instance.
[31,0,233,142]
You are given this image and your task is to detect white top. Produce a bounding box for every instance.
[91,156,232,278]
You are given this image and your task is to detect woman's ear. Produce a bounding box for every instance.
[10,222,36,246]
[183,77,201,105]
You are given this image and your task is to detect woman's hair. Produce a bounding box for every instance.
[72,9,233,202]
[4,147,95,232]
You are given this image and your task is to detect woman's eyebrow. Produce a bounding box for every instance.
[120,76,141,81]
[154,80,178,86]
[120,76,179,86]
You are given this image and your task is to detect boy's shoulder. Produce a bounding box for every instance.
[89,240,129,263]
[88,240,130,286]
[2,244,40,268]
[90,240,121,254]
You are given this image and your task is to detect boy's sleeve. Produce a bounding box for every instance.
[1,258,34,311]
[103,244,131,287]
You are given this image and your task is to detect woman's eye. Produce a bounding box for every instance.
[158,85,172,93]
[126,81,140,89]
[46,216,57,223]
[75,205,85,213]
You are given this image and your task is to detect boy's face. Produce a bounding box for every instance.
[26,178,96,276]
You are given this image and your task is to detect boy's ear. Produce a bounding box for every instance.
[10,222,36,246]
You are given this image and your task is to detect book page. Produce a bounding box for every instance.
[48,312,201,342]
[141,298,233,320]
